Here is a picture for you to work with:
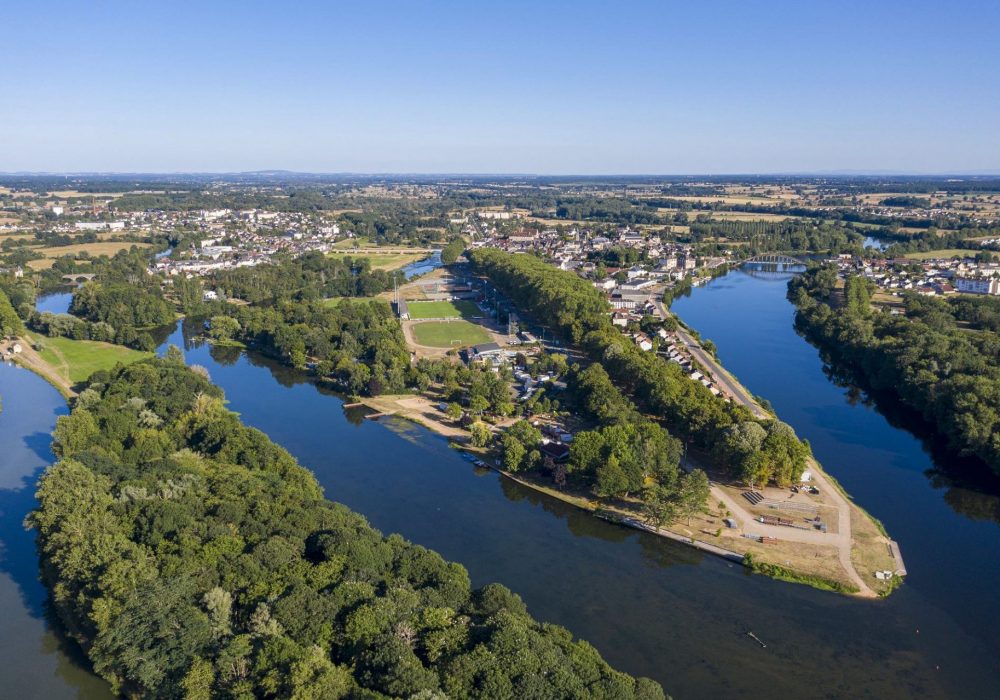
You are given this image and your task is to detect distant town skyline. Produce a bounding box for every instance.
[2,0,998,174]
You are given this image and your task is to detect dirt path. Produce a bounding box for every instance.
[7,336,76,397]
[708,466,875,597]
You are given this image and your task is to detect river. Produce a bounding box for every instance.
[2,279,999,698]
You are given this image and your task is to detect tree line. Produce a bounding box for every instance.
[789,265,1000,475]
[468,249,811,488]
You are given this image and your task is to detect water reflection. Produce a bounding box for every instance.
[0,364,113,698]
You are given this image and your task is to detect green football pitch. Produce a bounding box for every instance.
[411,320,492,347]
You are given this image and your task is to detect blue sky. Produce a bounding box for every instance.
[1,1,998,173]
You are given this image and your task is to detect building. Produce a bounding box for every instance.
[955,276,1000,295]
[465,342,508,366]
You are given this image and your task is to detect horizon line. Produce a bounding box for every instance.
[2,169,1000,179]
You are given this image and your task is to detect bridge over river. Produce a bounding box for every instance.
[741,253,805,266]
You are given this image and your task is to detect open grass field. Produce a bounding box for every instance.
[410,320,491,348]
[903,248,980,260]
[331,236,372,249]
[327,252,425,270]
[34,335,152,384]
[407,300,481,319]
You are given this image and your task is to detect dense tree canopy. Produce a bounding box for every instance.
[0,287,24,336]
[470,249,811,486]
[790,265,1000,475]
[32,358,665,699]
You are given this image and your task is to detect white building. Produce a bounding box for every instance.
[955,276,1000,295]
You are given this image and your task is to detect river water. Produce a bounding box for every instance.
[2,279,999,698]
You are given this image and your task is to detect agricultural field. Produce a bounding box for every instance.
[410,320,492,348]
[34,335,153,384]
[406,300,481,319]
[903,248,981,260]
[685,210,798,222]
[25,241,153,270]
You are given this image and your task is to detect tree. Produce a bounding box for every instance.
[469,395,490,416]
[440,238,466,265]
[506,420,542,447]
[0,288,24,337]
[569,430,605,477]
[208,315,241,342]
[501,435,526,471]
[181,658,214,700]
[203,587,232,639]
[642,485,677,528]
[445,402,463,421]
[595,455,629,498]
[676,469,710,524]
[289,646,352,700]
[469,421,492,448]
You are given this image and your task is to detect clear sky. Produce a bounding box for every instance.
[2,0,998,174]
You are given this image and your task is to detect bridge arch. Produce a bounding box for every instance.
[742,254,804,266]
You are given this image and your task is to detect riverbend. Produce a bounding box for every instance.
[2,280,1000,698]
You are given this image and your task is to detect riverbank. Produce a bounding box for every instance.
[3,336,75,398]
[4,333,152,399]
[359,386,899,597]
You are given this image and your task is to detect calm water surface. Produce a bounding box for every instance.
[34,291,73,315]
[1,272,999,698]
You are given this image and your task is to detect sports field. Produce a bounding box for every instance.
[407,300,481,319]
[327,252,425,270]
[410,320,491,347]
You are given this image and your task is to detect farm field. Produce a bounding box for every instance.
[33,334,153,384]
[407,300,481,319]
[903,248,980,260]
[686,210,798,222]
[410,320,491,347]
[25,241,154,270]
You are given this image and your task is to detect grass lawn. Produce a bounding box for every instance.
[903,248,980,260]
[35,335,153,384]
[411,320,491,348]
[327,252,425,271]
[407,300,481,319]
[331,236,372,249]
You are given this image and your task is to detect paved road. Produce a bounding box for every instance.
[651,293,768,419]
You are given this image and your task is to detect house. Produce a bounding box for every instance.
[633,333,653,351]
[539,441,570,463]
[611,314,629,327]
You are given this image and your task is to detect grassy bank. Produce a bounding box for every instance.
[743,553,860,594]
